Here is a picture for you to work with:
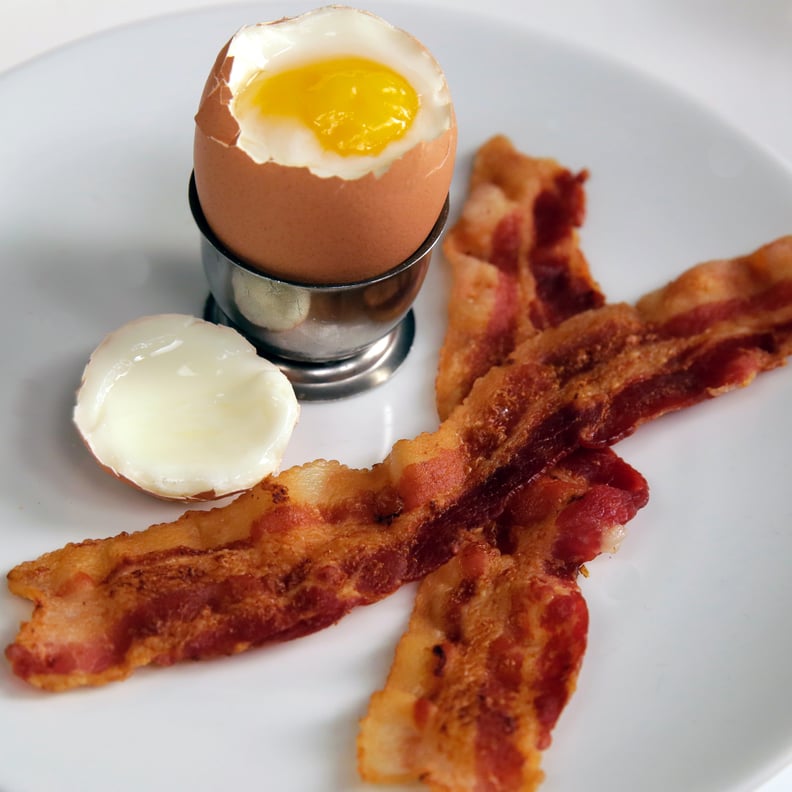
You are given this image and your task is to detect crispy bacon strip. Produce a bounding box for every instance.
[358,449,648,791]
[6,236,792,691]
[436,135,603,420]
[360,138,631,791]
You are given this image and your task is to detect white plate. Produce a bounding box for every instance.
[2,3,792,791]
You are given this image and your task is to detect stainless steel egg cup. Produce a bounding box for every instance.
[189,173,448,401]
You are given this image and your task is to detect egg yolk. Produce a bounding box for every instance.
[235,56,419,156]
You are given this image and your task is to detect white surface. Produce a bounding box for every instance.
[1,1,792,790]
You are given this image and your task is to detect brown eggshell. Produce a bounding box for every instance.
[193,34,457,285]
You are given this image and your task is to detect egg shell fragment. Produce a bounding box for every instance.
[73,314,300,502]
[193,6,457,284]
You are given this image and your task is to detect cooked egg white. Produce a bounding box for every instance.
[73,314,299,501]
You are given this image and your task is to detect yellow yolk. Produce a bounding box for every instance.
[235,56,419,156]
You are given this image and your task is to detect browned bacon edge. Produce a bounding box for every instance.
[358,448,648,792]
[6,236,792,690]
[436,135,603,420]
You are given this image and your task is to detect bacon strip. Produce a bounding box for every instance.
[436,135,602,420]
[358,449,648,791]
[6,236,792,691]
[360,138,633,791]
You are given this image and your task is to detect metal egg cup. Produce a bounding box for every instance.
[189,173,448,401]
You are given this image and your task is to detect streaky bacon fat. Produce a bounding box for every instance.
[6,235,792,691]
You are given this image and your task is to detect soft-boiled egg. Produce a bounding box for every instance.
[193,5,456,284]
[73,314,299,501]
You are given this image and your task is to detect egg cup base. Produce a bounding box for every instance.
[204,295,415,401]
